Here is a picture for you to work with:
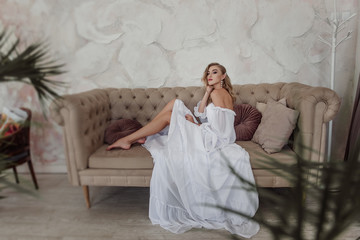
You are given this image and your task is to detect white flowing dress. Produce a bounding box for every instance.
[143,99,259,238]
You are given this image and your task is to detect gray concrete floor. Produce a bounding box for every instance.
[0,173,359,240]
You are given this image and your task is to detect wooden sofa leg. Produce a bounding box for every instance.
[82,185,91,208]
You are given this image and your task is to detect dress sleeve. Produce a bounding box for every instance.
[210,108,236,141]
[201,106,236,151]
[194,101,208,123]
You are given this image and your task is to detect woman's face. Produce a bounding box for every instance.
[207,66,225,87]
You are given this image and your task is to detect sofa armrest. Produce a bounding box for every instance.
[50,89,112,186]
[280,82,341,165]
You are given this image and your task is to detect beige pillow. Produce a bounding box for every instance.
[256,98,286,114]
[252,99,299,153]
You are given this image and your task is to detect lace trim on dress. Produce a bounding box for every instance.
[207,103,236,115]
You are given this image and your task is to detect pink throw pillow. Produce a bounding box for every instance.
[104,119,143,144]
[252,99,299,153]
[234,104,262,141]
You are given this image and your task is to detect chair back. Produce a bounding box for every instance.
[0,108,31,154]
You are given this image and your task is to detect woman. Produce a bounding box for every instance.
[107,63,259,238]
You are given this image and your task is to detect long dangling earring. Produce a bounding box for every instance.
[221,80,224,88]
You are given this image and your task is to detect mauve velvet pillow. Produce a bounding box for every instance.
[104,119,143,145]
[233,104,262,141]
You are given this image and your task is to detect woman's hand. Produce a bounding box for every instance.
[185,114,200,126]
[206,85,214,94]
[185,114,195,123]
[198,85,213,114]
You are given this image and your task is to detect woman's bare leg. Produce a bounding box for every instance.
[107,112,171,150]
[106,99,176,150]
[132,98,176,145]
[132,99,176,145]
[152,98,176,121]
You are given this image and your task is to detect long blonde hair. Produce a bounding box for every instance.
[201,62,236,103]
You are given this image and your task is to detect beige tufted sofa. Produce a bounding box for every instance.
[50,82,341,208]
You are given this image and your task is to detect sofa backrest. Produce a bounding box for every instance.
[233,83,286,106]
[107,83,288,126]
[107,86,205,126]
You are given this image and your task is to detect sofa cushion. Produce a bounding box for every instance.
[104,119,143,145]
[256,98,286,114]
[233,104,262,141]
[252,99,299,154]
[90,141,297,170]
[238,141,297,169]
[89,145,153,169]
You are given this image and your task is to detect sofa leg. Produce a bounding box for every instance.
[82,185,91,208]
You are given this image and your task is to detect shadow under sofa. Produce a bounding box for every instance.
[50,82,341,208]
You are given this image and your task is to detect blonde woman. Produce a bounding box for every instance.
[107,63,259,238]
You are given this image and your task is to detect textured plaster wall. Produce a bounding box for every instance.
[0,0,358,172]
[355,10,360,98]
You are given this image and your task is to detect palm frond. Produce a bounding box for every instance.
[216,137,360,240]
[0,27,66,115]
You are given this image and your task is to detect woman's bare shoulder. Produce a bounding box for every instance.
[211,89,233,109]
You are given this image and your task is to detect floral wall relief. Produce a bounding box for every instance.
[0,0,357,172]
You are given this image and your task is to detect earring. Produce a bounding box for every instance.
[221,80,224,88]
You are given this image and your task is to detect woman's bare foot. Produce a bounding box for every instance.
[106,138,131,151]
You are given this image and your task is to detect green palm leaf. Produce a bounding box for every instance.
[0,27,66,114]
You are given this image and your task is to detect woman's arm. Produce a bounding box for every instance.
[198,86,214,113]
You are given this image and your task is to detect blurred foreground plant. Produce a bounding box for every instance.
[218,137,360,240]
[0,26,66,113]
